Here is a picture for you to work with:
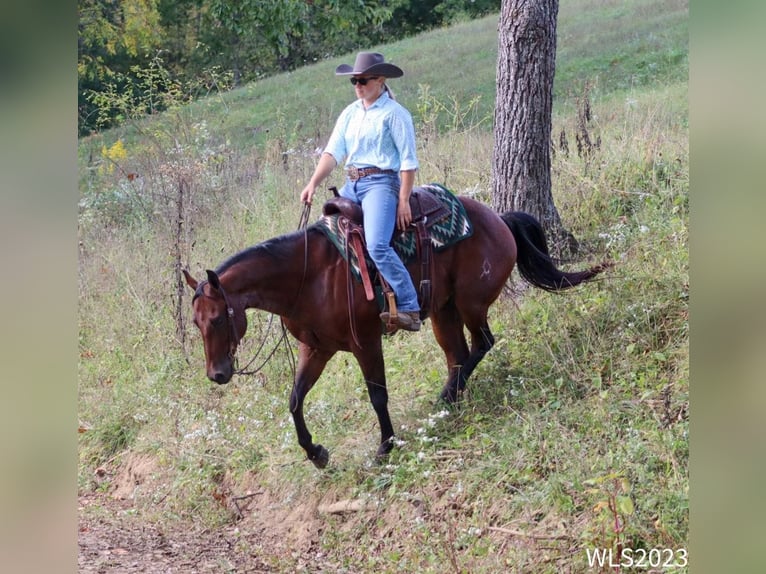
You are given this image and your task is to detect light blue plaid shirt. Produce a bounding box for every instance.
[324,91,419,172]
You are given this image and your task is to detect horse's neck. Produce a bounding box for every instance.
[220,235,306,315]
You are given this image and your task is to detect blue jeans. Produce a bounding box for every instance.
[340,173,420,313]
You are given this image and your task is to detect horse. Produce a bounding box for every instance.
[183,194,608,468]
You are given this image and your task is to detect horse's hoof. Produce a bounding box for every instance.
[375,439,394,462]
[439,389,458,404]
[310,444,330,469]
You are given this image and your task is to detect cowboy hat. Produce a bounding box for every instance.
[335,52,404,78]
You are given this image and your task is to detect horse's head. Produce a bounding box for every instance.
[183,269,247,384]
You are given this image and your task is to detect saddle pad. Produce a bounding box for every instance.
[313,183,473,281]
[396,183,473,259]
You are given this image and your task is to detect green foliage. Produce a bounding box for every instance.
[79,1,687,569]
[79,0,492,135]
[383,0,501,36]
[78,0,167,132]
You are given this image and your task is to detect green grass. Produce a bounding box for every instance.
[556,0,688,98]
[78,0,688,570]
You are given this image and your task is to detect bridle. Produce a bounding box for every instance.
[192,279,241,368]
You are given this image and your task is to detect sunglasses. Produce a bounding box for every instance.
[350,77,378,86]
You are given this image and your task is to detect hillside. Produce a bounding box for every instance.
[78,0,687,158]
[78,1,688,572]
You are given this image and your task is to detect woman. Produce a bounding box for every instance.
[300,52,421,332]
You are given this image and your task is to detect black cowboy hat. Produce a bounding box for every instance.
[335,52,404,78]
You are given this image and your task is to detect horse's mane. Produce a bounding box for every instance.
[214,228,318,274]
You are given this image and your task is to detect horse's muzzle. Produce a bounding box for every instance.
[208,363,233,385]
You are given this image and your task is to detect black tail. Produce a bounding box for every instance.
[502,211,611,292]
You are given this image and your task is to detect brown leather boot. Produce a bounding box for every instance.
[380,311,421,332]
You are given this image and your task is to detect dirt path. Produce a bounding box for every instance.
[79,494,261,573]
[78,490,342,574]
[77,447,353,573]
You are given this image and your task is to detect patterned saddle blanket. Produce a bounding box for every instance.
[313,183,473,282]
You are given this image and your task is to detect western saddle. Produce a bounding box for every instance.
[322,187,450,332]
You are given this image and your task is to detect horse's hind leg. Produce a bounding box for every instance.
[460,313,495,392]
[431,301,471,403]
[432,301,495,403]
[290,342,334,468]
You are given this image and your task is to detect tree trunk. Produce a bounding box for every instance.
[491,0,578,256]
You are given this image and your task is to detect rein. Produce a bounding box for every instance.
[234,314,293,377]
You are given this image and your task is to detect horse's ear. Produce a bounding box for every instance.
[182,269,198,290]
[206,269,221,290]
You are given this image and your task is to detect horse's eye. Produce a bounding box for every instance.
[210,315,225,328]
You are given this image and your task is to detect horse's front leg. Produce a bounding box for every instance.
[290,343,334,468]
[355,344,395,460]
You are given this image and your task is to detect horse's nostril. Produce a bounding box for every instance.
[210,371,230,384]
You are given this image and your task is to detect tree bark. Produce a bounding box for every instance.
[492,0,577,256]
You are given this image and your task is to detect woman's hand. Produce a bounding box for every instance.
[300,152,338,204]
[397,200,412,231]
[397,169,416,230]
[300,183,317,205]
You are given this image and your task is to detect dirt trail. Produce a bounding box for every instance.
[79,494,253,573]
[78,489,346,573]
[77,452,346,573]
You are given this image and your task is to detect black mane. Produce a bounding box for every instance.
[214,228,317,274]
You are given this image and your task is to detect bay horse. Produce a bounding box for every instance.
[183,195,608,468]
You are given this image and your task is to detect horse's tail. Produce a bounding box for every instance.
[502,211,611,291]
